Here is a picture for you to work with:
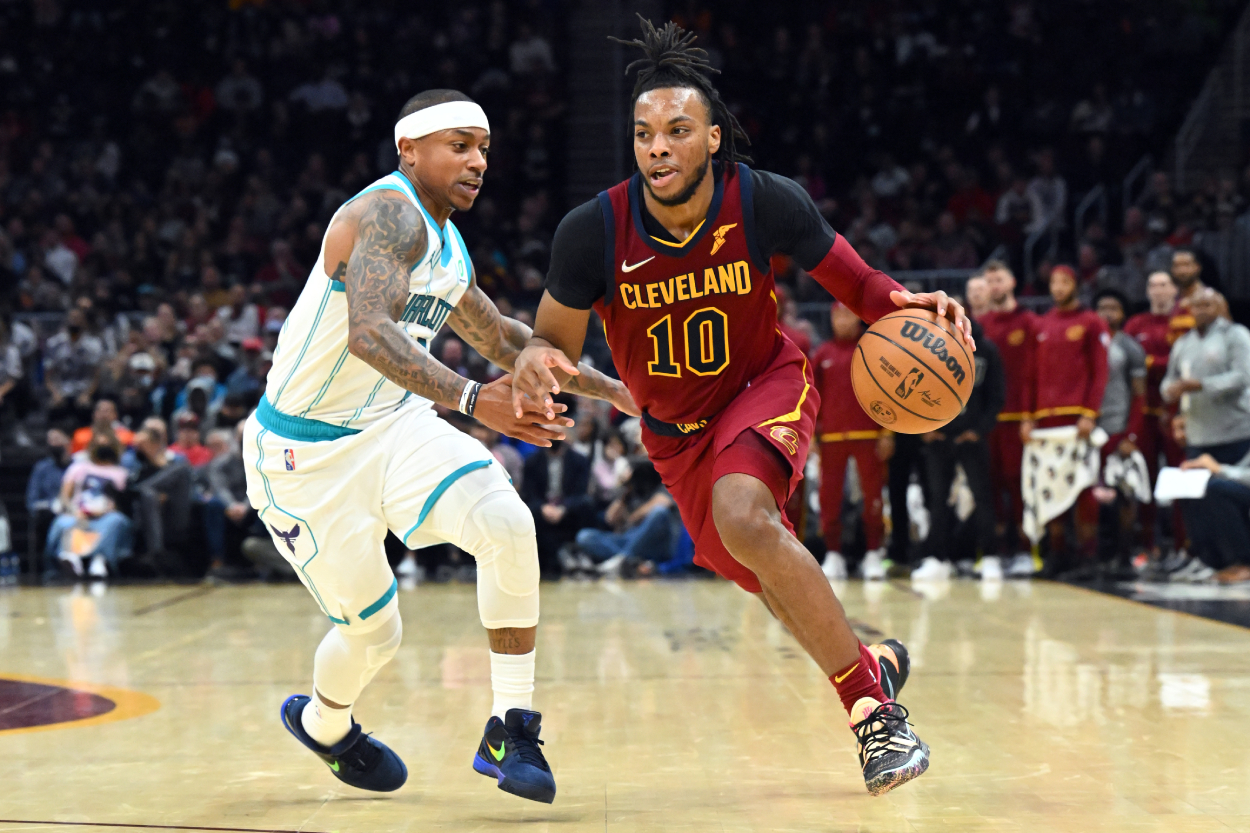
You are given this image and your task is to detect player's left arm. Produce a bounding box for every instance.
[448,282,639,414]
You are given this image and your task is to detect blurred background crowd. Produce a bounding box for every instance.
[2,0,1250,588]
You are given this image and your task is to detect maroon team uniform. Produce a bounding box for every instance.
[979,307,1036,546]
[592,164,900,592]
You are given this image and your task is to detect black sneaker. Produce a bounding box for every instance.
[850,697,930,796]
[472,708,556,803]
[279,695,407,792]
[868,639,911,701]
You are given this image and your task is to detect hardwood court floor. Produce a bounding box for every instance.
[2,577,1249,833]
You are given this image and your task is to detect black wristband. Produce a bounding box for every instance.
[462,381,483,417]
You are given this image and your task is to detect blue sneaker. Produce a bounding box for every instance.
[472,709,556,803]
[279,695,407,792]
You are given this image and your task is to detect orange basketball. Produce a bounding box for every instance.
[850,307,976,434]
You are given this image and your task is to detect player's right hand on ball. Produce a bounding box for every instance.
[512,345,580,420]
[477,374,573,447]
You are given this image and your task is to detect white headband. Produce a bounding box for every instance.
[394,101,490,150]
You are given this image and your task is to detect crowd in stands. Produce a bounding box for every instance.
[3,1,1250,586]
[670,0,1249,304]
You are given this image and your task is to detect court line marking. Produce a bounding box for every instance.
[0,674,160,736]
[132,587,217,617]
[1055,581,1250,633]
[0,821,327,833]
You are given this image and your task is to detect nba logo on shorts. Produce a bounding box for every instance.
[283,449,296,471]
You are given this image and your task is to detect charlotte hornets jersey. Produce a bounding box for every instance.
[259,172,471,439]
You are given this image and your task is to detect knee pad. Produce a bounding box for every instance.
[461,489,539,629]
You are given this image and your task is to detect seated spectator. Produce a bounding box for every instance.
[26,429,72,555]
[127,417,194,573]
[1162,288,1250,580]
[590,428,629,503]
[175,363,228,416]
[0,315,34,445]
[201,425,269,579]
[575,458,674,577]
[1179,452,1250,583]
[44,439,131,580]
[215,284,261,345]
[45,308,107,427]
[70,398,135,455]
[116,350,161,427]
[225,339,268,400]
[169,412,213,467]
[520,422,593,578]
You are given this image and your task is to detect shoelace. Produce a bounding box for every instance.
[852,703,915,762]
[506,725,550,771]
[335,732,383,771]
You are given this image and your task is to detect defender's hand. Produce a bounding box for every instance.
[513,345,580,420]
[477,375,573,447]
[1076,415,1096,440]
[890,289,975,350]
[1020,418,1036,443]
[608,379,641,417]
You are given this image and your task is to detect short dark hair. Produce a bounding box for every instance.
[611,16,751,167]
[982,259,1012,274]
[1093,287,1129,310]
[397,89,474,122]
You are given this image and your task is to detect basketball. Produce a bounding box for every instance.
[851,307,975,434]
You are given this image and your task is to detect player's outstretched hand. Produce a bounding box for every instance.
[889,289,976,351]
[477,375,573,447]
[513,344,580,420]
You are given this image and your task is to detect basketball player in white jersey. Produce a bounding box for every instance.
[243,89,635,803]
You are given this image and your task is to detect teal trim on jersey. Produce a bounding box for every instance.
[402,459,493,546]
[388,171,420,204]
[395,170,449,267]
[342,375,388,428]
[448,221,470,284]
[271,282,334,410]
[346,181,411,206]
[253,428,347,625]
[359,578,398,620]
[330,280,345,292]
[300,347,351,418]
[257,395,361,443]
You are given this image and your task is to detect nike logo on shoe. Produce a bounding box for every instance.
[834,663,859,684]
[328,761,340,772]
[489,741,506,761]
[621,257,655,272]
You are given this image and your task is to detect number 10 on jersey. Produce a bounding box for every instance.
[647,307,730,377]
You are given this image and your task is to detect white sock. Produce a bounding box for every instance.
[302,690,353,748]
[490,650,535,718]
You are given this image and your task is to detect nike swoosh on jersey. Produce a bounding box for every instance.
[621,256,656,273]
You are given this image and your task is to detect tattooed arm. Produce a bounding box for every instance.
[448,282,640,415]
[344,193,467,408]
[343,192,571,444]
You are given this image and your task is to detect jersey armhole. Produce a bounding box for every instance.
[597,190,616,307]
[738,164,768,272]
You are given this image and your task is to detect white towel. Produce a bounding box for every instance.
[1021,426,1108,544]
[1103,450,1152,503]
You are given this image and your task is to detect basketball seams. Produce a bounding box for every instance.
[881,311,973,367]
[860,330,967,408]
[852,344,945,423]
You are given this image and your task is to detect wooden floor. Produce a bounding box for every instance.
[2,577,1249,832]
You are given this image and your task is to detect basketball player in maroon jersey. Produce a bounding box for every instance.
[512,19,973,796]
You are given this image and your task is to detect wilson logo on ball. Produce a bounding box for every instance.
[899,322,967,384]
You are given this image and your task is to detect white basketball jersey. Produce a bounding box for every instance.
[259,172,471,440]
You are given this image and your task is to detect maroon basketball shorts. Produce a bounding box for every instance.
[641,339,820,593]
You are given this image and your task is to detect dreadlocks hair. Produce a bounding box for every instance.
[610,15,752,168]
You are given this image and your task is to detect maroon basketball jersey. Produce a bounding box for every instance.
[593,164,786,426]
